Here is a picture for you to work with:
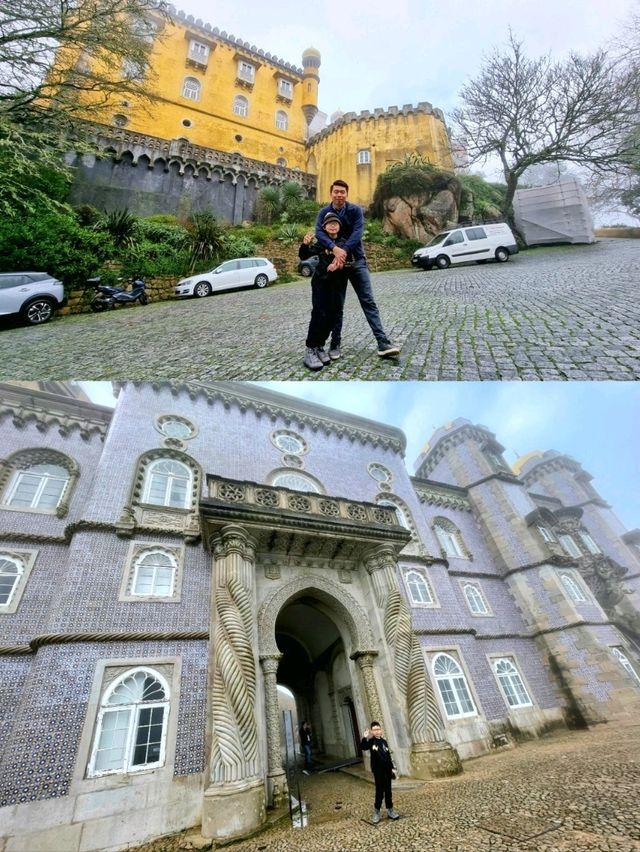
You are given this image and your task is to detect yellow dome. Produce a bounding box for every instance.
[512,450,544,476]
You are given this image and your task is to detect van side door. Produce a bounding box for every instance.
[464,227,492,260]
[442,230,466,262]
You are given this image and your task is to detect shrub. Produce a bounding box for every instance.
[223,234,257,259]
[120,240,191,278]
[185,211,226,273]
[276,223,302,243]
[134,219,189,251]
[0,211,114,289]
[96,208,139,249]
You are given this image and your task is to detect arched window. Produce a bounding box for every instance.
[0,555,23,606]
[233,95,249,117]
[131,549,177,597]
[558,534,581,558]
[3,462,70,510]
[433,519,466,558]
[432,653,476,718]
[560,572,587,602]
[612,647,640,684]
[378,499,410,530]
[181,77,201,101]
[405,570,432,605]
[142,459,192,508]
[88,668,170,776]
[357,149,371,165]
[464,583,488,615]
[493,658,532,707]
[579,531,601,555]
[275,110,288,130]
[276,157,287,167]
[272,472,320,493]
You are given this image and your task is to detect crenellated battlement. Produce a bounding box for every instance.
[167,5,304,76]
[308,101,447,144]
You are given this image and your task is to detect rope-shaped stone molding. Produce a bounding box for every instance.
[211,576,259,784]
[0,629,209,655]
[383,589,443,743]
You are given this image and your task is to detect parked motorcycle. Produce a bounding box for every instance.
[89,276,149,312]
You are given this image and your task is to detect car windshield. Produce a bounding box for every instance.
[426,231,450,247]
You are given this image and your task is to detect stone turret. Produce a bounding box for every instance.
[301,47,321,126]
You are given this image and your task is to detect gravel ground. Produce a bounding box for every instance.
[1,239,639,381]
[131,719,640,852]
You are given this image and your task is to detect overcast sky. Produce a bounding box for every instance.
[82,381,640,531]
[170,0,632,123]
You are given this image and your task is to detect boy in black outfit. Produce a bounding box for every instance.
[299,212,350,371]
[360,721,400,823]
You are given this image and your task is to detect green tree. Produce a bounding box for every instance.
[0,0,168,216]
[185,212,226,273]
[452,32,640,223]
[256,186,282,224]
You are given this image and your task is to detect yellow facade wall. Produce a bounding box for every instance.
[308,107,454,206]
[96,13,315,171]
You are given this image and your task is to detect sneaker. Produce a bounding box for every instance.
[304,347,324,371]
[371,809,381,824]
[329,346,341,360]
[387,807,400,820]
[377,339,401,357]
[316,347,331,365]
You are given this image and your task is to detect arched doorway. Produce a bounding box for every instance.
[275,596,362,765]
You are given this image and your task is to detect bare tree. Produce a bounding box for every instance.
[451,32,640,222]
[0,0,168,215]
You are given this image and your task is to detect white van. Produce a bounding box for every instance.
[411,223,519,270]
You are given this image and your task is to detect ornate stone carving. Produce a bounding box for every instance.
[319,499,340,517]
[287,494,311,512]
[347,505,368,522]
[218,482,246,502]
[352,652,383,724]
[255,489,280,508]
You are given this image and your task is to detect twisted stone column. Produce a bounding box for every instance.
[352,651,383,725]
[203,525,266,841]
[365,546,461,778]
[260,654,288,806]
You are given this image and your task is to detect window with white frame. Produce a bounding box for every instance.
[493,657,532,707]
[579,531,601,554]
[357,149,371,165]
[0,555,23,606]
[275,110,288,131]
[237,60,255,83]
[233,95,249,117]
[181,76,201,101]
[272,430,306,455]
[405,570,433,605]
[142,459,192,509]
[378,499,410,530]
[434,520,466,558]
[188,40,209,63]
[537,525,555,543]
[277,78,293,98]
[131,550,177,597]
[463,583,488,615]
[612,647,640,684]
[558,534,582,558]
[87,668,170,777]
[4,463,70,511]
[559,571,587,602]
[272,472,320,493]
[432,653,477,718]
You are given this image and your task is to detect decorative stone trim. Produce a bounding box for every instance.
[0,383,110,440]
[414,482,471,511]
[121,382,405,454]
[0,547,38,614]
[0,448,80,518]
[0,629,209,655]
[119,540,185,602]
[432,516,473,561]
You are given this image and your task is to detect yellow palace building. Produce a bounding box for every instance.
[68,6,454,219]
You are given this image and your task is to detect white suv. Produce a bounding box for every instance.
[0,272,65,325]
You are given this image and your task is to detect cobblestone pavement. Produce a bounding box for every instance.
[133,720,640,852]
[1,239,638,381]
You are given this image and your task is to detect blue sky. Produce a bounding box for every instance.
[82,381,640,530]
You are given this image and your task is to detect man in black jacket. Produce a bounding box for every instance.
[315,179,400,361]
[360,721,400,823]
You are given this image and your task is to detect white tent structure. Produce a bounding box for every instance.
[513,177,595,245]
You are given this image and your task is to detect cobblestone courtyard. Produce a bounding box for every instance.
[135,720,640,852]
[0,239,638,381]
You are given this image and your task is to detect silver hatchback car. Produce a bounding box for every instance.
[174,257,278,298]
[0,272,65,325]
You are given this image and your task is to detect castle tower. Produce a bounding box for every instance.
[301,47,321,126]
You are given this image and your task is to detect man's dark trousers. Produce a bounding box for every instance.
[331,259,386,347]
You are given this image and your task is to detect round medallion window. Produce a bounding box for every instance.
[272,430,307,455]
[156,416,196,440]
[368,463,392,484]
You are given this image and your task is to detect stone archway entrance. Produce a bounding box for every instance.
[276,596,362,765]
